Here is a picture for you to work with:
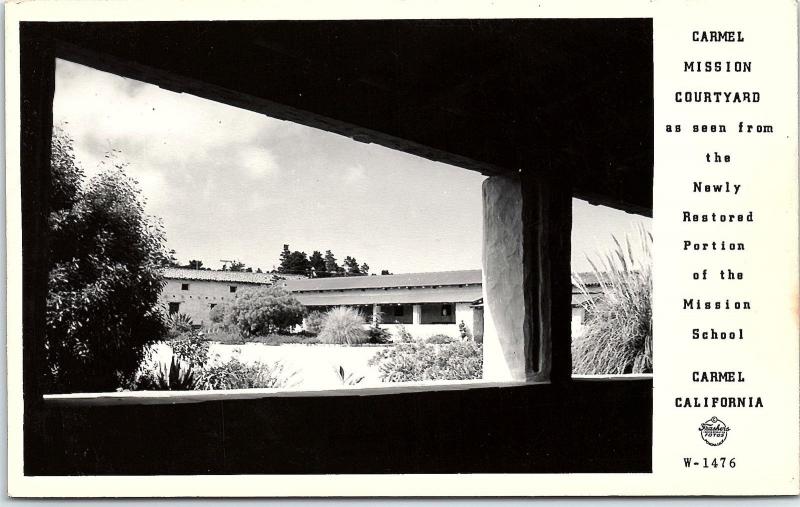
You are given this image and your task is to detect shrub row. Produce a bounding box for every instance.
[368,339,483,382]
[131,340,295,391]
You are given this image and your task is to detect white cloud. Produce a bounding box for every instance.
[238,145,279,178]
[50,58,500,274]
[343,164,366,183]
[53,59,289,177]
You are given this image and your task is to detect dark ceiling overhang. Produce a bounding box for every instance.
[38,19,652,214]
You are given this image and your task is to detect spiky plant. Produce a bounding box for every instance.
[318,306,368,345]
[572,224,652,375]
[167,312,194,338]
[334,365,365,385]
[145,355,199,391]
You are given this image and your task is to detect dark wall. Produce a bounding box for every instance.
[47,19,653,214]
[39,379,651,475]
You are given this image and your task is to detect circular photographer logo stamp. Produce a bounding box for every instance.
[699,416,731,446]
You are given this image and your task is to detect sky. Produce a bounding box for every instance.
[53,59,650,274]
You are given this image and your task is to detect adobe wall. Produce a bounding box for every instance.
[160,279,255,325]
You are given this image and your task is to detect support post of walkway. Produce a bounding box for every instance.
[521,169,573,384]
[412,304,422,325]
[481,171,572,383]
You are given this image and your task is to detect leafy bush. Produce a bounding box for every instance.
[198,353,296,390]
[45,128,170,393]
[425,334,456,344]
[135,355,199,391]
[572,225,653,375]
[368,340,483,382]
[368,326,392,344]
[131,347,295,391]
[208,303,228,324]
[318,307,369,345]
[223,285,306,338]
[253,334,320,346]
[169,331,210,368]
[134,366,160,391]
[201,328,245,345]
[304,310,325,335]
[366,318,391,344]
[394,324,415,343]
[204,329,319,346]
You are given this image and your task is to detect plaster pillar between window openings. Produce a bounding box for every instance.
[372,304,381,324]
[412,304,422,325]
[482,171,573,383]
[482,175,528,381]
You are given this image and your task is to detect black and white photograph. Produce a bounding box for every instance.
[6,0,799,498]
[16,17,654,476]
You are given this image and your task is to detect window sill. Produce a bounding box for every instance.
[572,373,653,381]
[42,375,652,407]
[43,379,529,406]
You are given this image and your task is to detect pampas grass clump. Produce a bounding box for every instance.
[318,306,369,345]
[572,225,652,375]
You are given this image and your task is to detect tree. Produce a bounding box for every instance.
[186,259,203,270]
[163,249,180,267]
[324,250,339,276]
[287,251,310,275]
[278,244,291,273]
[46,128,169,393]
[380,269,392,275]
[309,250,326,277]
[223,285,306,337]
[227,260,247,272]
[278,245,311,275]
[280,247,373,278]
[343,256,361,276]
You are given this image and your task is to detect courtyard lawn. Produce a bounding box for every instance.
[152,341,390,389]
